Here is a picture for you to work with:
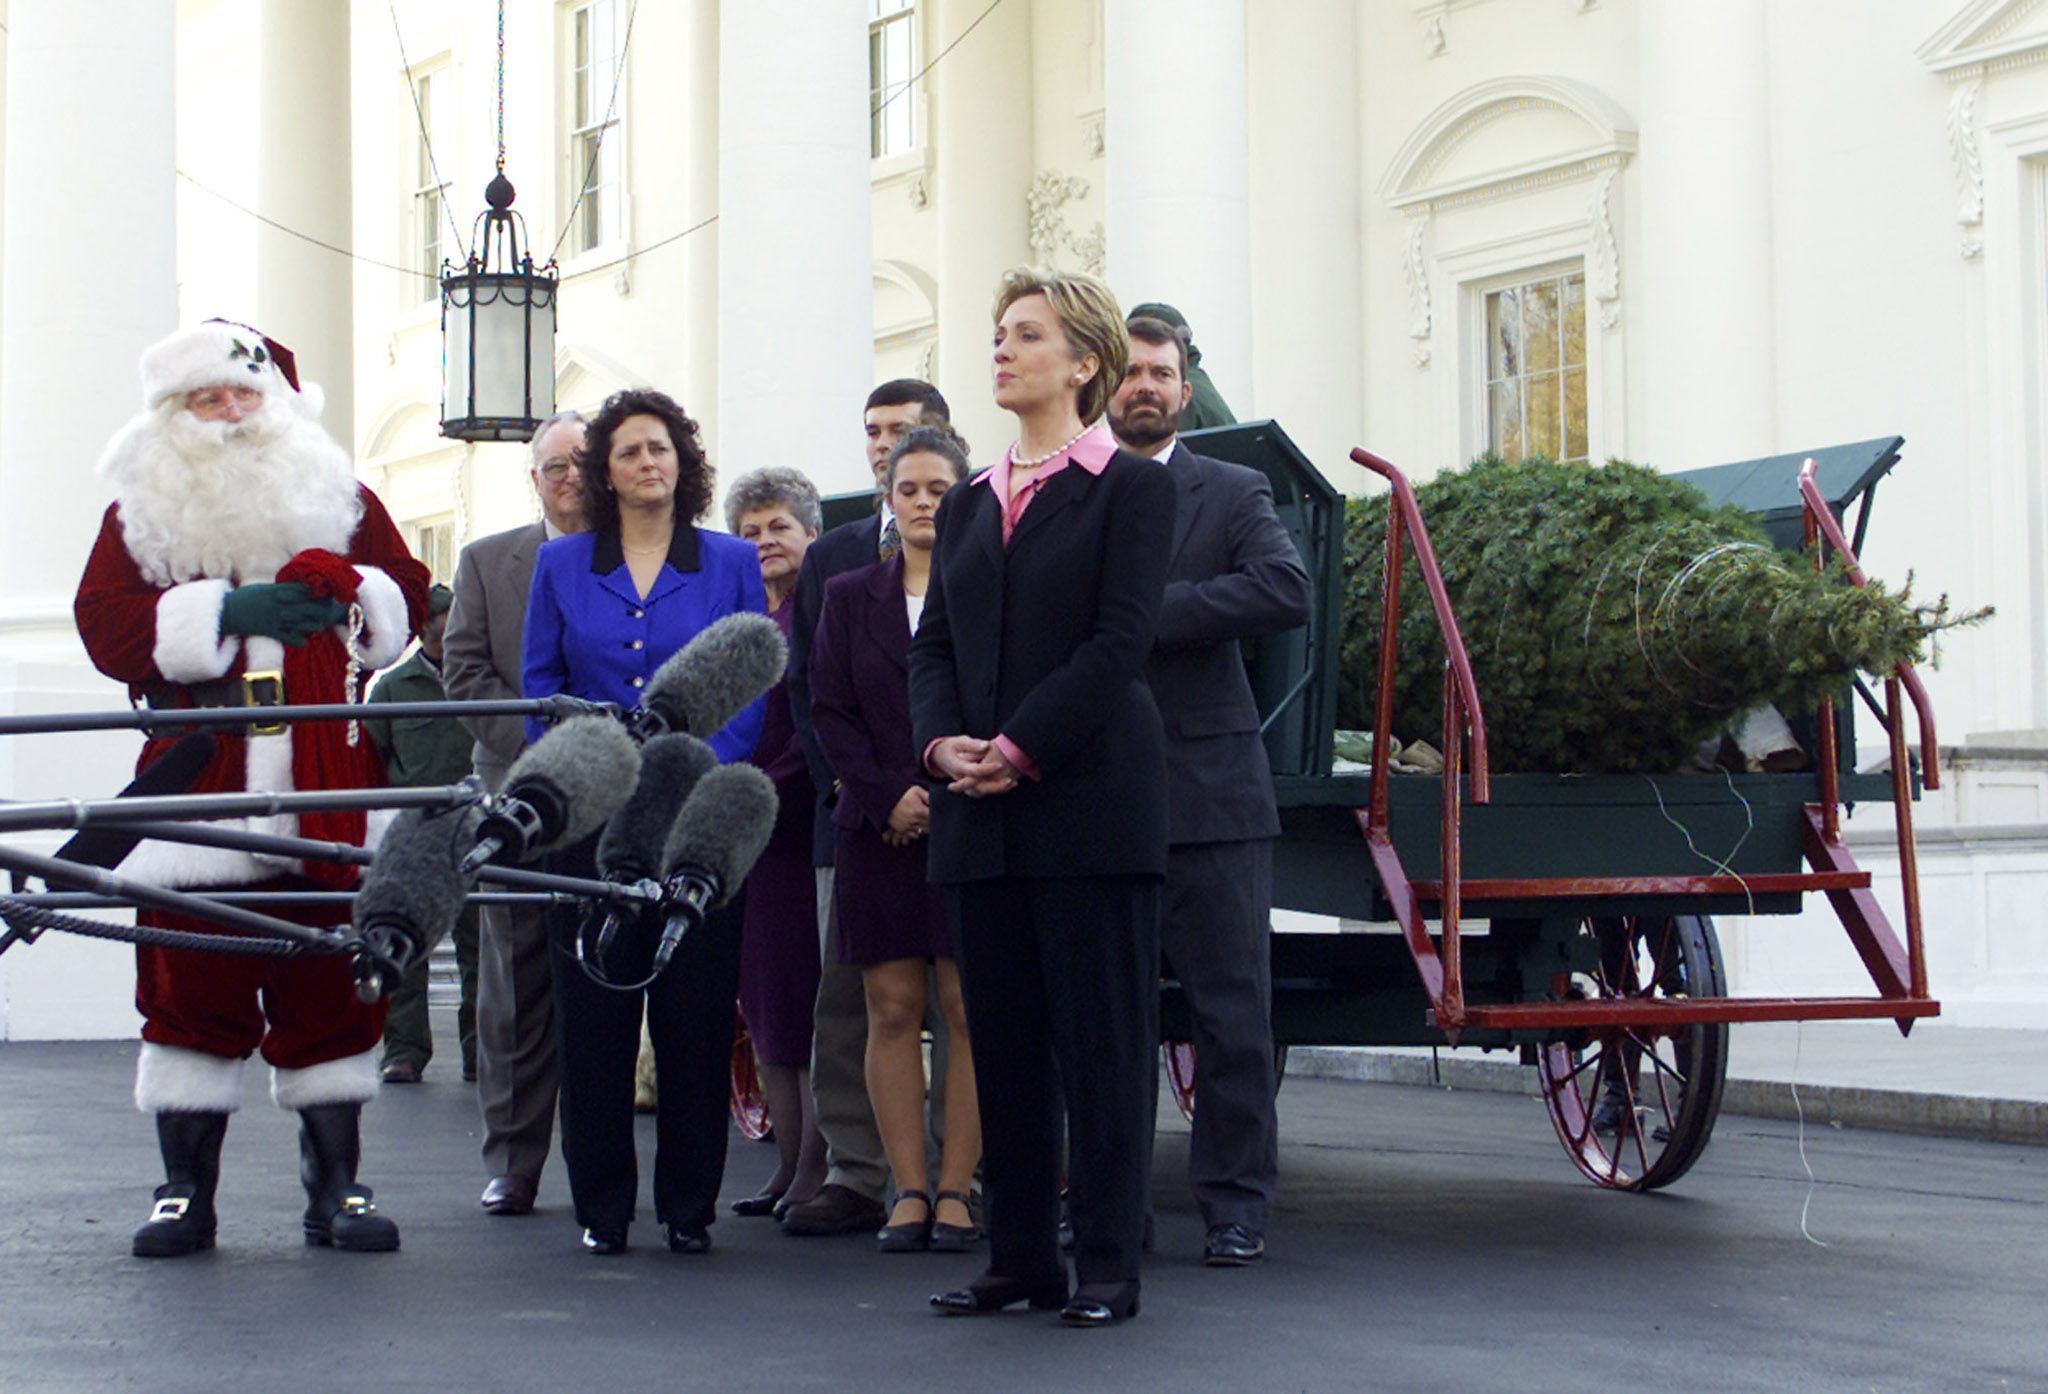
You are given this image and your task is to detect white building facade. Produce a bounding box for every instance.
[2,0,2044,1036]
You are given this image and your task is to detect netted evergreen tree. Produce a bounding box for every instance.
[1337,454,1981,773]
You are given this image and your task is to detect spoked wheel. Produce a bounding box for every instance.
[1536,914,1728,1191]
[1161,1041,1292,1123]
[729,1018,772,1141]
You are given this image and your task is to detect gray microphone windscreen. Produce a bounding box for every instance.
[641,611,788,739]
[354,804,484,955]
[597,733,718,882]
[503,715,643,852]
[660,763,778,907]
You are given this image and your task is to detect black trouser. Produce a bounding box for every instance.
[547,837,744,1236]
[950,874,1160,1287]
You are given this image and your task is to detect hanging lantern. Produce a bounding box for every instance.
[440,172,557,442]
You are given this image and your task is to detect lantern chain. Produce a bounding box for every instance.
[496,0,507,174]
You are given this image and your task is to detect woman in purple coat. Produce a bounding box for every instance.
[726,467,826,1217]
[809,426,980,1253]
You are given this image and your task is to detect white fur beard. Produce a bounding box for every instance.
[105,398,365,586]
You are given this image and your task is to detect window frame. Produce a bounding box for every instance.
[408,66,454,309]
[867,0,920,163]
[564,0,628,259]
[1478,264,1591,465]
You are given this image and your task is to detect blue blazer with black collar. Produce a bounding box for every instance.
[521,522,768,762]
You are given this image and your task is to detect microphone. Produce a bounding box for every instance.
[647,763,778,977]
[352,804,484,1002]
[461,716,642,874]
[54,734,219,870]
[590,733,718,962]
[633,611,788,741]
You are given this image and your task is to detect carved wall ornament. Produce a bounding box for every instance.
[1027,169,1094,269]
[1947,77,1985,258]
[1403,216,1434,369]
[1081,109,1105,160]
[907,172,929,211]
[1588,167,1621,328]
[1072,222,1106,276]
[1422,15,1448,57]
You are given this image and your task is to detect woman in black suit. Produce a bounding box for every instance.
[910,269,1175,1326]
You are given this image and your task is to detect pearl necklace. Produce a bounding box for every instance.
[1010,424,1092,471]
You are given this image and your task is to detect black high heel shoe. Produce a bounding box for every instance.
[1060,1281,1140,1327]
[930,1272,1070,1316]
[730,1189,786,1218]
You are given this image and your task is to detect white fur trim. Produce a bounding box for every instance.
[272,1048,379,1109]
[135,1042,245,1114]
[153,579,239,683]
[352,566,411,669]
[139,322,291,409]
[116,837,271,890]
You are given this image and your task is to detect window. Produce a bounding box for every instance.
[569,0,625,253]
[868,0,917,160]
[1484,268,1588,463]
[413,72,450,302]
[405,517,457,584]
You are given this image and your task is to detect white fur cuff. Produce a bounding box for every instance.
[153,579,239,683]
[353,566,411,670]
[135,1042,245,1114]
[271,1048,379,1109]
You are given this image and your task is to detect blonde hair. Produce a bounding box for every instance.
[993,267,1129,426]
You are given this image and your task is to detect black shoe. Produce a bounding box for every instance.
[930,1272,1069,1316]
[297,1103,399,1252]
[1060,1281,1141,1327]
[1203,1222,1265,1267]
[780,1183,885,1237]
[664,1224,712,1255]
[878,1190,932,1253]
[582,1226,628,1255]
[378,1059,423,1085]
[132,1111,229,1259]
[928,1189,980,1253]
[480,1174,537,1216]
[729,1189,786,1218]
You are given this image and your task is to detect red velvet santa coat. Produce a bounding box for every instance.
[74,485,431,890]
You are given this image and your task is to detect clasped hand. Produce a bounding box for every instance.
[928,735,1021,799]
[882,785,931,846]
[219,581,349,648]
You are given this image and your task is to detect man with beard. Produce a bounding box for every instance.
[74,320,431,1258]
[1107,316,1310,1267]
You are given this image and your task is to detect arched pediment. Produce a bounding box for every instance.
[1380,76,1636,211]
[1919,0,2048,74]
[553,343,641,414]
[874,259,938,340]
[361,400,441,461]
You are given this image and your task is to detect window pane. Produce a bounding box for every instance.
[1526,370,1561,459]
[1564,367,1588,461]
[1525,278,1560,374]
[1563,273,1586,369]
[1489,380,1523,462]
[1487,288,1520,382]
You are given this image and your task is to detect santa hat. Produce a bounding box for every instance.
[139,319,311,411]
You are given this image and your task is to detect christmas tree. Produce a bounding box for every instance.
[1337,454,1981,774]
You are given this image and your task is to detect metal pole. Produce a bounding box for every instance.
[0,784,476,835]
[0,844,343,948]
[0,694,617,738]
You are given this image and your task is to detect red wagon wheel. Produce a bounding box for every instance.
[729,1016,773,1141]
[1536,914,1729,1192]
[1162,1041,1291,1123]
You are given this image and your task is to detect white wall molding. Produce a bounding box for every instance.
[1380,75,1636,212]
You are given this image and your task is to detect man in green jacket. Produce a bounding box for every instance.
[365,583,481,1083]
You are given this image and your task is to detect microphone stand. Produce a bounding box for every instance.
[0,694,622,738]
[0,784,480,836]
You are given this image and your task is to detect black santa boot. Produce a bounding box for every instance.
[132,1111,229,1258]
[297,1102,400,1252]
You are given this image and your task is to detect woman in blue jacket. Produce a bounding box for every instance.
[523,387,765,1256]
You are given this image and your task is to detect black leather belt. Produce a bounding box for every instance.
[141,670,287,735]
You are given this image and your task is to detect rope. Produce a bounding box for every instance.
[0,899,321,958]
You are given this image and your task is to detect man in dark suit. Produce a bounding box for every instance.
[780,379,951,1237]
[442,410,587,1217]
[1110,318,1312,1266]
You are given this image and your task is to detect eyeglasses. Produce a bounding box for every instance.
[538,460,580,482]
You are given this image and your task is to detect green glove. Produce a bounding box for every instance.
[219,582,349,648]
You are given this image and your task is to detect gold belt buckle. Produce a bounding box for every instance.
[242,669,286,735]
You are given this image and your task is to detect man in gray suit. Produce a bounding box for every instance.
[442,410,587,1216]
[1110,318,1312,1266]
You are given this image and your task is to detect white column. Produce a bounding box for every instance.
[256,0,354,447]
[718,0,871,490]
[1246,0,1361,473]
[1634,0,1776,466]
[681,0,720,458]
[932,0,1032,464]
[0,0,176,1041]
[1104,0,1252,413]
[0,0,177,659]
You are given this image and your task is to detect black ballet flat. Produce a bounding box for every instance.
[930,1272,1069,1316]
[1060,1281,1140,1327]
[730,1190,786,1218]
[877,1190,932,1253]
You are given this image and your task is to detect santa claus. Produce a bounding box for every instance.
[74,320,431,1257]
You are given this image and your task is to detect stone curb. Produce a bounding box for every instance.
[1283,1047,2048,1147]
